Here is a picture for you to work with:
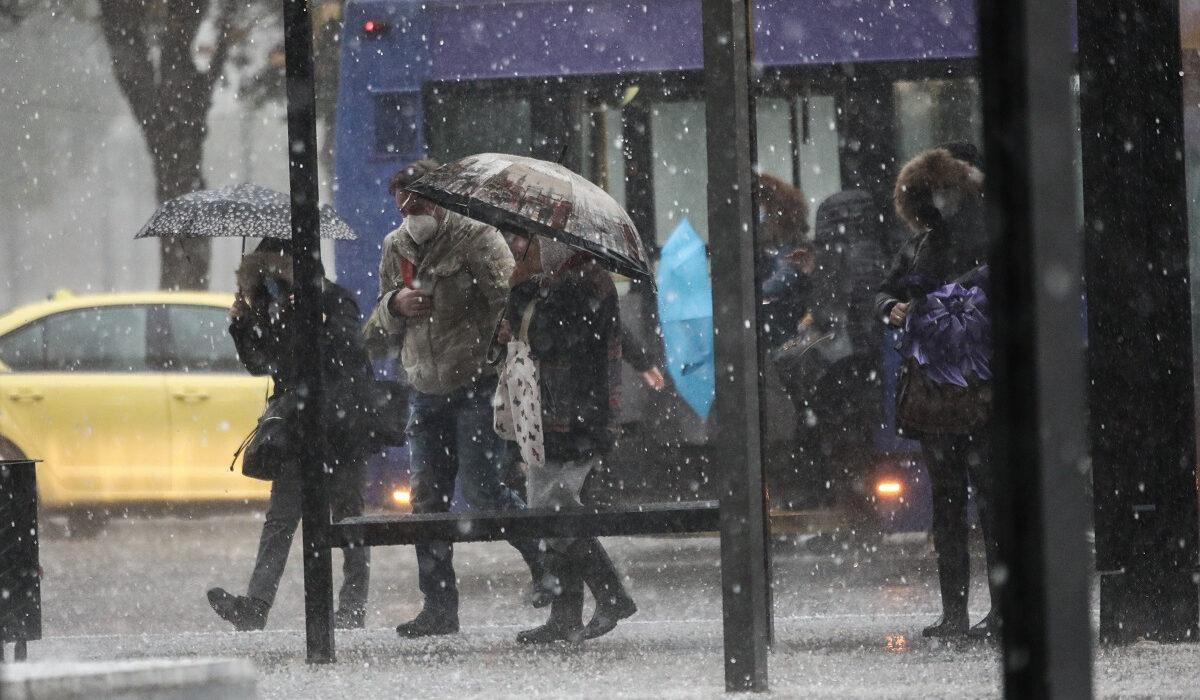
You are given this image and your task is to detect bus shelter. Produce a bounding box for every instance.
[275,1,1197,696]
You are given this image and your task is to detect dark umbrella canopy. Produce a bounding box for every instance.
[134,184,357,241]
[404,153,651,281]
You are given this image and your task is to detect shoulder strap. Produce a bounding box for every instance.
[401,258,415,288]
[518,300,538,343]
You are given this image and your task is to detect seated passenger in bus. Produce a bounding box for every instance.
[774,190,888,514]
[754,174,816,507]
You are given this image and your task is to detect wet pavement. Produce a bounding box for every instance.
[13,513,1199,698]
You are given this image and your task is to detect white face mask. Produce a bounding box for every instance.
[403,214,439,244]
[931,188,963,218]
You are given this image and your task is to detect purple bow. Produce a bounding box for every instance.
[901,280,992,387]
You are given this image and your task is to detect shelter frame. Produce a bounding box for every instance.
[275,0,1193,696]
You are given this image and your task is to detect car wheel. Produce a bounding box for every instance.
[0,434,26,462]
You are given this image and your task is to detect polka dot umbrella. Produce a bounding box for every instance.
[133,183,357,241]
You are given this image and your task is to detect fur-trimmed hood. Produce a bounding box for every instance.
[236,250,293,298]
[893,147,984,233]
[756,172,810,248]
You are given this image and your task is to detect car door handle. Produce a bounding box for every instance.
[172,390,211,403]
[7,390,44,402]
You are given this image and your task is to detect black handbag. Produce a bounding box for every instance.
[769,325,852,403]
[895,357,991,436]
[234,393,299,481]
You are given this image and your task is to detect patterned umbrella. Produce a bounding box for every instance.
[404,153,650,281]
[133,184,357,241]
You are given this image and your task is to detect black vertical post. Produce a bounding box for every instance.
[0,460,41,656]
[1079,2,1200,644]
[622,101,657,250]
[702,0,770,692]
[282,0,335,664]
[978,0,1094,697]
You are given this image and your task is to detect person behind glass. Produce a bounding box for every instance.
[500,234,637,644]
[208,238,373,631]
[756,172,813,352]
[366,159,550,638]
[875,141,999,639]
[784,190,888,513]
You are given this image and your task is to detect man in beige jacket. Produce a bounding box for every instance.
[369,159,549,638]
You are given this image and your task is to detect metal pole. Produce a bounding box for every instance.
[701,0,770,692]
[282,0,335,664]
[977,0,1093,696]
[1079,2,1200,645]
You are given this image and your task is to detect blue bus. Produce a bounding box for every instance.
[332,0,986,538]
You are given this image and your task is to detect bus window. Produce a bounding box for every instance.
[651,100,708,246]
[756,95,841,230]
[425,89,533,163]
[894,78,982,163]
[580,103,626,209]
[757,97,796,190]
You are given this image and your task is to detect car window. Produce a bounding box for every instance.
[0,323,46,370]
[43,306,148,372]
[166,305,245,373]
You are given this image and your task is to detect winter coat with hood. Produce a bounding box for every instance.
[368,208,515,395]
[875,144,989,320]
[230,250,377,453]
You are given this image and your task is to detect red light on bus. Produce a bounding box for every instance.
[363,19,391,36]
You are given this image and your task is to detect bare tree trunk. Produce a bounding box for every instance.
[148,103,212,290]
[98,0,237,290]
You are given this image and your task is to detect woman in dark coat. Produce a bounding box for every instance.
[875,142,999,639]
[501,235,637,644]
[207,240,376,631]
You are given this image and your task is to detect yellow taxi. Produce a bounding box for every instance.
[0,291,272,529]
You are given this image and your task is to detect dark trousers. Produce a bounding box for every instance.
[922,432,998,616]
[247,457,370,612]
[407,377,544,607]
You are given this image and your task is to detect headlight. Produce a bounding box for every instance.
[875,480,903,497]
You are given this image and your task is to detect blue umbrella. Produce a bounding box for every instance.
[656,219,715,420]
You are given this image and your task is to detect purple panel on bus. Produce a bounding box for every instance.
[426,0,977,82]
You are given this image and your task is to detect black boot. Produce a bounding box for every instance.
[922,572,968,638]
[514,538,553,608]
[922,611,969,638]
[517,552,584,644]
[396,595,459,638]
[571,539,637,640]
[207,588,268,632]
[527,552,555,609]
[967,610,1000,640]
[923,520,969,638]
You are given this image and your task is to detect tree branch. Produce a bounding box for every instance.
[204,0,239,92]
[159,0,206,88]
